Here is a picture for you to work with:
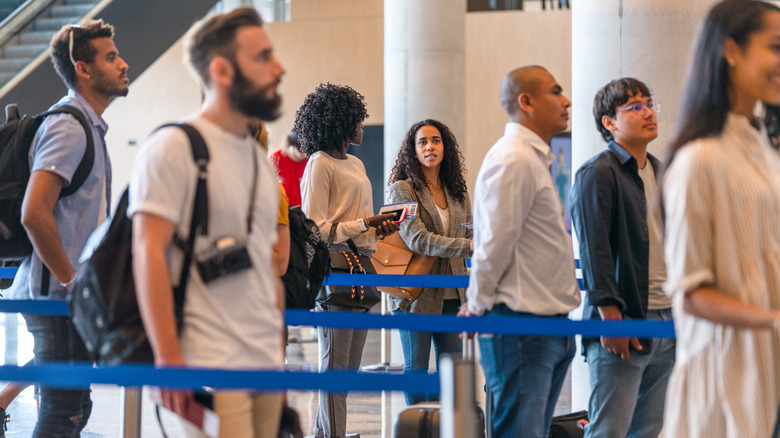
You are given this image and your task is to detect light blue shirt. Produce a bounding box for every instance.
[9,89,111,300]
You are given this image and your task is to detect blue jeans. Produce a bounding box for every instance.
[584,308,675,438]
[478,304,575,438]
[23,315,92,438]
[393,299,461,405]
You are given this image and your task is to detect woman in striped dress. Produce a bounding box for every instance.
[662,1,780,436]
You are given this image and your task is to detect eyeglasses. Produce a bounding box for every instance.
[68,25,82,68]
[616,100,660,115]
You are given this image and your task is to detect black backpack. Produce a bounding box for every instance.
[69,124,208,365]
[0,103,94,261]
[282,207,329,310]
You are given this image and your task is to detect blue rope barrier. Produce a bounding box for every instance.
[0,300,69,315]
[0,363,440,393]
[0,300,674,337]
[325,273,469,287]
[286,310,675,338]
[0,267,18,278]
[323,273,585,290]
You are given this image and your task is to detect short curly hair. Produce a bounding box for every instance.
[388,119,468,203]
[50,19,115,88]
[292,83,368,156]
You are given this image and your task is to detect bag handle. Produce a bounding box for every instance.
[327,223,361,254]
[327,223,338,249]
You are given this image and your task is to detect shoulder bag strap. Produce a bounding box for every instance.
[159,123,209,334]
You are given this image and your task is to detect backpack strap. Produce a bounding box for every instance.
[149,123,209,437]
[39,105,95,197]
[158,123,209,334]
[38,105,95,296]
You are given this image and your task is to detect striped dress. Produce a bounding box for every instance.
[663,113,780,437]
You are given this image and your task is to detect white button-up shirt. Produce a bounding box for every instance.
[467,122,580,316]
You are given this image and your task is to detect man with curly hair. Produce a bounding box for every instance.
[296,82,397,438]
[7,18,128,436]
[461,66,581,437]
[129,8,285,437]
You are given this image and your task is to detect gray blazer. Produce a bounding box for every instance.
[386,180,472,314]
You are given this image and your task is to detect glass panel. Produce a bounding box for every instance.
[467,0,570,12]
[0,0,27,23]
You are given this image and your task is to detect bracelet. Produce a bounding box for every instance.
[59,274,76,289]
[360,217,369,232]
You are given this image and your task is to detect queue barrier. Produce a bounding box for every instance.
[0,270,672,338]
[0,266,673,436]
[0,363,440,393]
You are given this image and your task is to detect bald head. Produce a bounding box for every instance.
[500,65,548,117]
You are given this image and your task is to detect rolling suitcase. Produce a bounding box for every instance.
[393,332,486,438]
[549,410,588,438]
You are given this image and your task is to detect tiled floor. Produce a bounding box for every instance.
[0,314,573,437]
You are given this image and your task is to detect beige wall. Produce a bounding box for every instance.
[102,39,201,207]
[102,0,385,206]
[265,0,384,146]
[102,2,572,206]
[465,9,572,191]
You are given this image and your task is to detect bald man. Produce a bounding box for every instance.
[460,66,581,437]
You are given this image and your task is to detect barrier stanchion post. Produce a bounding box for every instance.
[440,354,478,438]
[380,293,390,365]
[121,387,142,438]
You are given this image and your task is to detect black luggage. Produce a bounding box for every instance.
[549,410,588,438]
[393,332,486,438]
[395,402,486,438]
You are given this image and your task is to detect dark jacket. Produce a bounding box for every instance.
[569,140,663,326]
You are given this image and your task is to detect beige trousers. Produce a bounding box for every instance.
[177,391,283,438]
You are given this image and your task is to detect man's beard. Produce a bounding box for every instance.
[92,69,129,97]
[228,60,281,121]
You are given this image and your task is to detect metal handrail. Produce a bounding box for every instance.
[0,0,114,100]
[0,0,56,48]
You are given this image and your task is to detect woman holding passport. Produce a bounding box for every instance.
[386,119,473,405]
[296,83,397,438]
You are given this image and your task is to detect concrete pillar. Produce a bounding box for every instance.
[384,0,466,187]
[570,0,718,411]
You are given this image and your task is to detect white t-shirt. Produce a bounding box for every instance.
[637,161,671,310]
[128,116,283,370]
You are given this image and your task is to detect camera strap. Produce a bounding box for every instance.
[246,141,259,234]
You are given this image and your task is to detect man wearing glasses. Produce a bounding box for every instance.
[8,19,128,436]
[570,78,675,438]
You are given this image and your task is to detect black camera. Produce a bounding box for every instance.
[196,237,253,284]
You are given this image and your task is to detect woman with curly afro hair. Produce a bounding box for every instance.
[296,83,398,438]
[386,119,473,405]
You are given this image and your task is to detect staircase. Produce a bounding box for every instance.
[0,0,100,88]
[0,0,219,114]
